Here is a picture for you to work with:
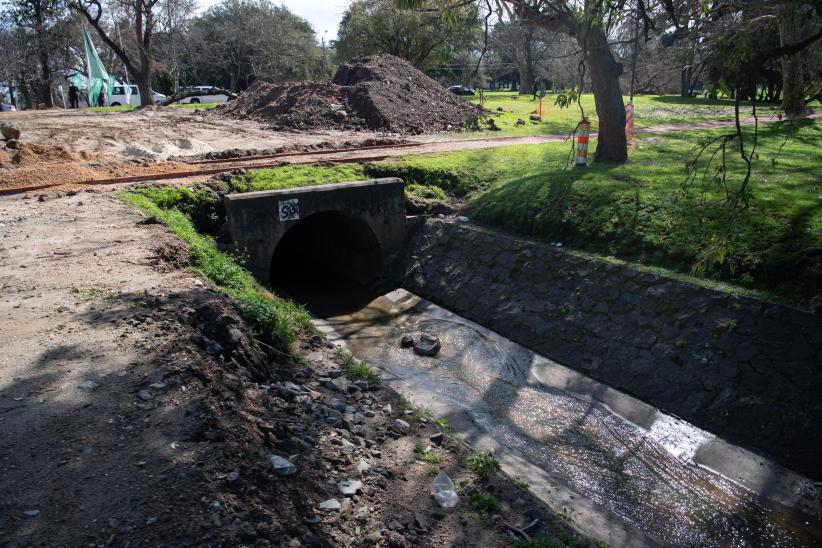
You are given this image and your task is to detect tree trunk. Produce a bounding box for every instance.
[778,7,806,115]
[583,26,627,163]
[680,66,690,97]
[516,26,534,95]
[39,49,53,108]
[136,74,153,106]
[134,0,154,106]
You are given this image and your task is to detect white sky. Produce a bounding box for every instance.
[198,0,350,41]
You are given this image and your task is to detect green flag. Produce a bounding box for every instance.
[82,27,115,105]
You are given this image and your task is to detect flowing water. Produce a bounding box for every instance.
[315,289,822,547]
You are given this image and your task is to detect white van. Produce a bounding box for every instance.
[109,84,167,106]
[176,85,230,104]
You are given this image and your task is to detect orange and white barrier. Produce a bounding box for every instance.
[575,117,590,167]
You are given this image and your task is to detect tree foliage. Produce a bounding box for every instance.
[336,0,480,70]
[2,0,70,107]
[181,0,322,91]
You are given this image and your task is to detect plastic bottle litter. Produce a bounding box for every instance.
[431,470,459,508]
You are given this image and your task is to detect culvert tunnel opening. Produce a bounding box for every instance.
[270,211,393,317]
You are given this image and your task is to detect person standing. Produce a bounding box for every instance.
[68,84,79,109]
[98,81,107,107]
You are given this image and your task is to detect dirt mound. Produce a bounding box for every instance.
[218,81,368,132]
[0,143,193,192]
[3,143,84,166]
[218,54,481,134]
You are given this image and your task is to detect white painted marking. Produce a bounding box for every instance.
[278,199,299,222]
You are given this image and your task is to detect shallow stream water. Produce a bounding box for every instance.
[316,289,822,547]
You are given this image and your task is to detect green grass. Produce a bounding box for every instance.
[465,91,778,137]
[512,476,529,490]
[406,183,447,201]
[468,490,499,515]
[377,119,822,305]
[86,104,136,112]
[118,189,313,354]
[244,164,367,191]
[336,347,381,382]
[464,451,501,481]
[414,444,446,464]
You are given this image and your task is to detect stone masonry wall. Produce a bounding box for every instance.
[396,219,822,479]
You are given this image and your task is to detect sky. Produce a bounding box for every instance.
[199,0,350,41]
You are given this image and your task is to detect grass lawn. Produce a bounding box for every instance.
[464,91,786,137]
[230,118,820,305]
[381,118,822,305]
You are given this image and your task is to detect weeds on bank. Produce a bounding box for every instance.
[512,476,529,490]
[119,190,313,355]
[464,451,501,481]
[335,348,381,382]
[395,395,429,422]
[469,489,499,516]
[414,444,445,464]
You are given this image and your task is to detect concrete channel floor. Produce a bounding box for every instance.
[319,288,822,546]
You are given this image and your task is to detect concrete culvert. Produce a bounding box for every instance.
[270,211,385,316]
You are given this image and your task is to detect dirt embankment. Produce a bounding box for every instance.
[0,142,193,191]
[0,191,588,547]
[217,54,483,134]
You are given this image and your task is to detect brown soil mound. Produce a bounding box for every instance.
[0,143,193,191]
[217,54,481,134]
[12,143,84,165]
[218,81,367,132]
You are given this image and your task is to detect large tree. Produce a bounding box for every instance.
[4,0,68,107]
[336,0,479,70]
[69,0,162,105]
[489,10,559,95]
[399,0,632,162]
[662,0,821,114]
[181,0,321,91]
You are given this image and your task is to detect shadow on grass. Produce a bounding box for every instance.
[647,95,748,107]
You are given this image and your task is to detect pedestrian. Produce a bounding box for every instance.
[98,81,107,107]
[68,83,79,109]
[532,80,538,101]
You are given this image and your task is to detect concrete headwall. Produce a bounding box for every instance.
[224,178,406,284]
[397,219,822,478]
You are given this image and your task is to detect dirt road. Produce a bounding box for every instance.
[0,107,399,160]
[1,108,817,196]
[0,190,585,546]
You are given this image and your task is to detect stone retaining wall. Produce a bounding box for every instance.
[396,219,822,478]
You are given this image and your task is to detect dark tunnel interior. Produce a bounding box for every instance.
[269,211,391,317]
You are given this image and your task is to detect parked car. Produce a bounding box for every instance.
[0,102,16,112]
[176,86,230,104]
[447,85,475,96]
[109,84,167,106]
